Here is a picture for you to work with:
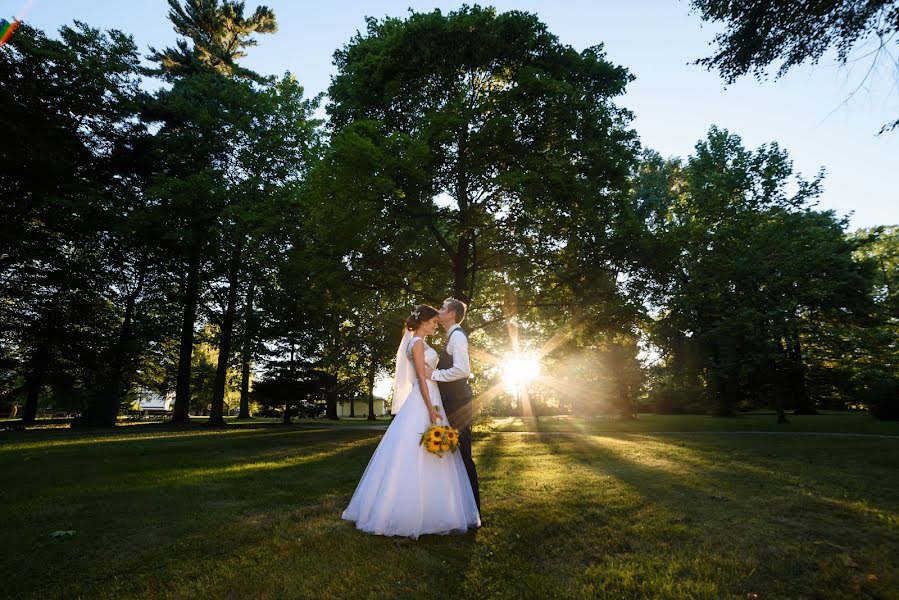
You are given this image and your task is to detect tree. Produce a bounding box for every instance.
[831,226,899,419]
[148,0,276,81]
[325,6,639,308]
[144,74,232,424]
[146,0,278,424]
[208,75,320,425]
[0,22,147,424]
[639,127,875,420]
[690,0,899,132]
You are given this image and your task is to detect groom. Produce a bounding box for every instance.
[427,297,481,512]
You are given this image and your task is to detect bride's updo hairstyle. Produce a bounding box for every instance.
[405,304,439,331]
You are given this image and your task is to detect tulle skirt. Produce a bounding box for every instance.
[341,381,481,539]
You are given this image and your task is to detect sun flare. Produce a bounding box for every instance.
[501,353,541,390]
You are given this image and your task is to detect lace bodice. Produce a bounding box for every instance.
[407,336,439,369]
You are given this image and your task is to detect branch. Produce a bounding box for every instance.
[426,222,456,258]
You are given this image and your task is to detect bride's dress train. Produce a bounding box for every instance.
[341,337,480,539]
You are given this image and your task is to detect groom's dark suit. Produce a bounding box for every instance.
[435,326,481,512]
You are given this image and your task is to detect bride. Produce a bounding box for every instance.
[341,304,481,538]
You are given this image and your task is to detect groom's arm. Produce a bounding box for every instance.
[430,333,470,382]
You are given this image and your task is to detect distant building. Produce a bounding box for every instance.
[134,389,174,416]
[336,398,389,418]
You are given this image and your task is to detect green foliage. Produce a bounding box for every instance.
[1,7,894,426]
[863,376,899,420]
[640,127,877,417]
[690,0,899,132]
[324,6,639,307]
[0,22,152,422]
[315,6,645,414]
[148,0,277,81]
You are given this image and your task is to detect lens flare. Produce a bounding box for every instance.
[501,353,541,390]
[0,18,21,47]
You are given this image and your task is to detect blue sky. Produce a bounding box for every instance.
[13,0,898,229]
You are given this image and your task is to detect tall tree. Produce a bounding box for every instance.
[828,226,899,418]
[149,0,276,80]
[0,22,146,424]
[325,6,639,308]
[146,0,278,424]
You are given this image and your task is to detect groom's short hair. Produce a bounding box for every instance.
[443,298,467,324]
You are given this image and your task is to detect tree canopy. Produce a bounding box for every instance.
[0,4,895,424]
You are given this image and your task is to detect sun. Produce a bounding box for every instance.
[501,353,541,390]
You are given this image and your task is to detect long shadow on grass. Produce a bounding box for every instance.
[5,428,492,600]
[584,434,899,528]
[3,429,386,506]
[532,433,899,598]
[1,429,388,598]
[103,431,488,600]
[0,422,357,455]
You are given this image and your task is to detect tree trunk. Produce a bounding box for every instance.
[209,243,242,427]
[366,364,376,421]
[776,399,788,423]
[326,374,339,420]
[89,255,149,427]
[610,344,636,420]
[711,340,733,416]
[616,376,636,420]
[453,236,472,303]
[21,347,49,423]
[284,342,295,424]
[788,323,815,415]
[772,360,788,424]
[237,278,256,420]
[766,355,787,424]
[172,244,201,424]
[452,140,472,303]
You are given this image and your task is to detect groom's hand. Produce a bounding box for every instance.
[424,365,434,380]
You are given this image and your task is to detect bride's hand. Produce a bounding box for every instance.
[428,407,439,424]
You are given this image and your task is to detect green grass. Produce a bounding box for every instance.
[1,417,897,599]
[482,412,899,436]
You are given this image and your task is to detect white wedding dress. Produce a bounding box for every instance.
[341,335,481,539]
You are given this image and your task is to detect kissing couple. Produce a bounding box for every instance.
[342,298,481,538]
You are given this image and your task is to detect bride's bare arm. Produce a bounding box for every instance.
[411,340,439,423]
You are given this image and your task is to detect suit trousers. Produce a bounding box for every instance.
[443,393,480,512]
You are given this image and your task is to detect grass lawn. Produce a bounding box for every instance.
[1,417,897,599]
[482,411,899,435]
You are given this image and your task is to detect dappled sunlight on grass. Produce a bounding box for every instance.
[583,434,782,482]
[2,424,898,599]
[117,435,380,491]
[467,431,899,598]
[479,413,899,436]
[464,432,719,598]
[817,496,899,527]
[0,426,262,453]
[613,434,899,531]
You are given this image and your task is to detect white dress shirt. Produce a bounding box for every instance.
[431,323,471,382]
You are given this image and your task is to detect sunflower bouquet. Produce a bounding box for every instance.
[419,408,460,458]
